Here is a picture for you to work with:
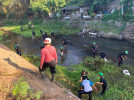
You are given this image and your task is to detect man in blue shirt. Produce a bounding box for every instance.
[78,76,97,100]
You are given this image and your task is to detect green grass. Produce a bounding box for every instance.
[23,55,134,100]
[0,20,80,37]
[0,30,5,42]
[0,31,4,34]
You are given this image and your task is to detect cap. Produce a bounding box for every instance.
[60,46,63,50]
[44,38,51,44]
[99,72,103,76]
[93,42,96,45]
[125,50,128,54]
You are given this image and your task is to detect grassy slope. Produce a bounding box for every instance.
[0,20,80,37]
[23,55,134,100]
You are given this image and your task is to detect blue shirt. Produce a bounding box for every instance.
[81,79,93,92]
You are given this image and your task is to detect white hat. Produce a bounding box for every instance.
[44,38,51,44]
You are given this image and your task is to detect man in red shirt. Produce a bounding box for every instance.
[39,38,57,82]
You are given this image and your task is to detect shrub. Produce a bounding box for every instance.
[10,77,42,100]
[84,57,104,70]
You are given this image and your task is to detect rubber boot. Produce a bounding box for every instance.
[51,74,54,82]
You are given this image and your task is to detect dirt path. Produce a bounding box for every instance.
[0,43,79,100]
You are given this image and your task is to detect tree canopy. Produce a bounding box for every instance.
[0,0,133,19]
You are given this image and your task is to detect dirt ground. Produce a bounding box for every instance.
[0,43,79,100]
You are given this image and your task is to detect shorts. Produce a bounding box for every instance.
[41,59,56,74]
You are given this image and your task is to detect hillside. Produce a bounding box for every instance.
[0,43,79,100]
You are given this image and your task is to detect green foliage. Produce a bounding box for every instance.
[10,77,42,100]
[24,55,134,100]
[84,57,104,70]
[23,55,40,67]
[120,0,133,14]
[0,30,6,42]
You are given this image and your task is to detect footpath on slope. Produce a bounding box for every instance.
[0,43,79,100]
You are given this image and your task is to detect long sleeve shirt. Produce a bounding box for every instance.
[40,46,57,67]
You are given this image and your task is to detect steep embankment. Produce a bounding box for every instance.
[0,43,79,100]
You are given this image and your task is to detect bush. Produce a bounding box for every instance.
[84,57,104,70]
[9,77,42,100]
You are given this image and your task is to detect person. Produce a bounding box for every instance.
[40,30,43,35]
[40,41,45,49]
[100,52,107,62]
[39,38,57,82]
[42,33,46,41]
[45,32,48,38]
[78,76,97,100]
[28,24,31,29]
[63,37,67,48]
[91,42,98,57]
[118,51,128,67]
[51,31,55,37]
[96,73,107,95]
[81,70,91,81]
[14,42,21,56]
[21,26,23,32]
[32,30,36,39]
[31,24,34,29]
[60,46,64,56]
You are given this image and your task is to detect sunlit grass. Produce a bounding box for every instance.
[0,20,80,37]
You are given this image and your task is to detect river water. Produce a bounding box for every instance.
[2,32,134,66]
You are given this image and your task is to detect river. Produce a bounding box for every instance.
[2,32,134,66]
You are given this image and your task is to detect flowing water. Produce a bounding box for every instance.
[2,32,134,66]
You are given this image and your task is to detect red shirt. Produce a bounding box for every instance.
[40,46,57,67]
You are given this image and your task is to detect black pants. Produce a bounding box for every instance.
[91,51,96,57]
[101,86,107,95]
[16,50,21,56]
[118,57,123,67]
[78,90,92,100]
[40,60,56,74]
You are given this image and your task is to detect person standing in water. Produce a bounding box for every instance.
[91,42,98,57]
[60,46,64,56]
[118,51,128,67]
[51,31,55,37]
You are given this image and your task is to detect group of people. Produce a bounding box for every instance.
[90,41,128,67]
[79,70,107,100]
[17,24,129,100]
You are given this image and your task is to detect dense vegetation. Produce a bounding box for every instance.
[0,0,133,20]
[24,55,134,100]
